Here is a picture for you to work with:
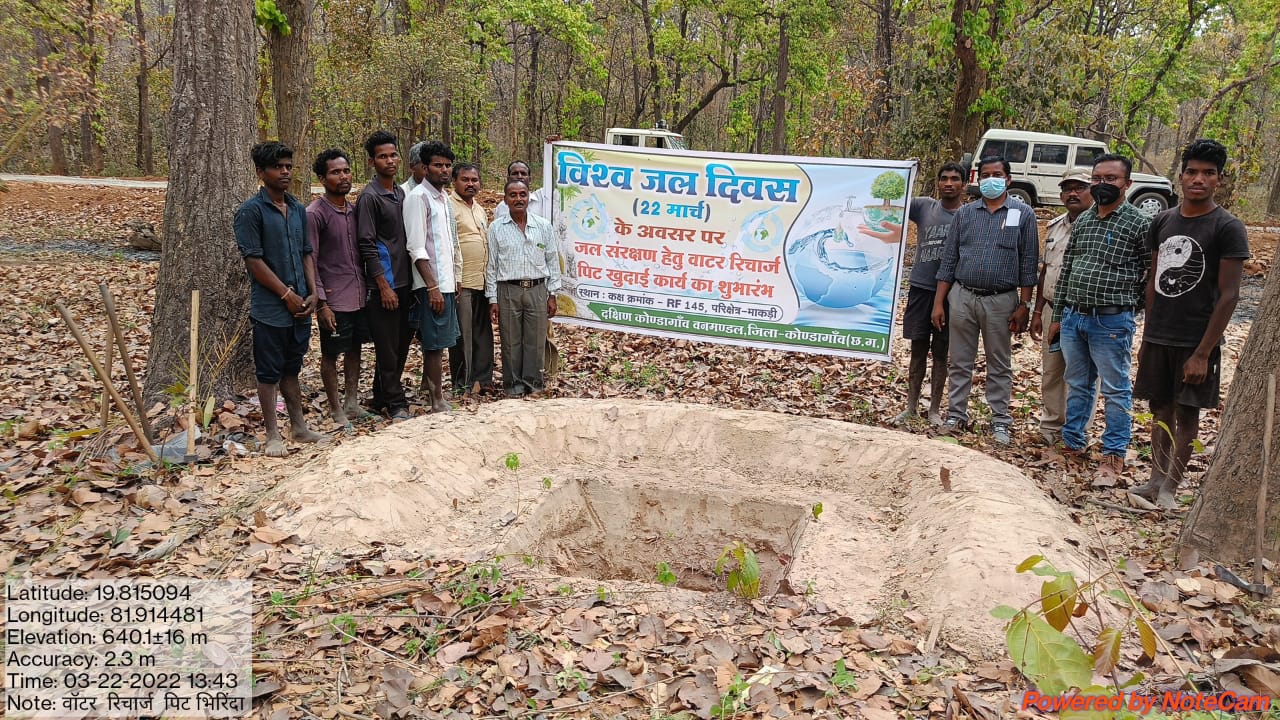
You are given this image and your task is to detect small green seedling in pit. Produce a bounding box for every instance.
[811,502,823,520]
[656,562,678,587]
[716,541,762,599]
[503,452,520,471]
[542,476,552,489]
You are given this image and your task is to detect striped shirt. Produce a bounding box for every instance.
[936,196,1039,291]
[404,181,461,291]
[484,214,562,301]
[1051,202,1152,322]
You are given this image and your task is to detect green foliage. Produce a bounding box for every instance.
[503,452,520,472]
[830,658,858,693]
[1006,611,1093,695]
[870,171,907,203]
[255,0,291,34]
[997,554,1176,708]
[710,673,750,718]
[715,541,762,599]
[656,561,679,587]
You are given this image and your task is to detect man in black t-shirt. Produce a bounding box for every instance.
[1132,139,1250,508]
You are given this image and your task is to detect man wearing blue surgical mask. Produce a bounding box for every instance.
[932,155,1039,445]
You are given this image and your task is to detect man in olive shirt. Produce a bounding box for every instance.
[1048,155,1152,481]
[356,130,413,421]
[1030,171,1094,446]
[448,162,494,393]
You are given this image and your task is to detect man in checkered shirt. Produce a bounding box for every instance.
[1047,154,1152,482]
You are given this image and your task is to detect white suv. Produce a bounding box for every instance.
[963,129,1177,216]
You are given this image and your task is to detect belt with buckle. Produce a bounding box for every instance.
[958,283,1014,297]
[1066,304,1134,316]
[502,278,544,288]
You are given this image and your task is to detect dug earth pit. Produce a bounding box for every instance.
[268,399,1088,655]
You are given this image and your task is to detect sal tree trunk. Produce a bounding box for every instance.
[771,13,789,155]
[133,0,154,175]
[1181,270,1280,564]
[144,0,257,402]
[269,0,313,198]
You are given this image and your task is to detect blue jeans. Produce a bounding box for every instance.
[1060,308,1135,456]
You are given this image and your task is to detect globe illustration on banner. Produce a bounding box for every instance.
[787,227,895,308]
[568,195,609,241]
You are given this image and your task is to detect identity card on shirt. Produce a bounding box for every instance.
[1004,208,1021,228]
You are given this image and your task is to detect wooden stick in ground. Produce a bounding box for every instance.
[99,332,114,430]
[186,290,200,460]
[1255,373,1275,588]
[100,283,153,443]
[56,302,161,465]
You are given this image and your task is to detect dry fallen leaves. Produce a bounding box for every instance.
[3,184,1280,718]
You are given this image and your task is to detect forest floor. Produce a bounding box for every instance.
[3,179,1280,719]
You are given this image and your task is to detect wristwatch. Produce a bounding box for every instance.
[1023,300,1034,311]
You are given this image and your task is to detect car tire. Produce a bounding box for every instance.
[1007,186,1035,206]
[1130,191,1169,216]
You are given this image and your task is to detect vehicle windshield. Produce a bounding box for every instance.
[666,136,687,151]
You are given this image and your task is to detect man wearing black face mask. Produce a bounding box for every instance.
[1048,154,1152,483]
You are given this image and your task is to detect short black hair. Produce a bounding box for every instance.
[1092,153,1132,179]
[977,155,1011,177]
[504,179,530,195]
[937,162,967,180]
[251,141,292,171]
[1181,138,1227,174]
[453,162,480,179]
[507,160,530,175]
[312,148,349,178]
[364,130,398,159]
[418,141,454,165]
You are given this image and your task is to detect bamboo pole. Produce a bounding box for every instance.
[1254,373,1275,588]
[186,290,200,461]
[99,333,113,429]
[56,302,160,465]
[100,284,152,443]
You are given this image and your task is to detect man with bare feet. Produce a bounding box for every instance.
[308,148,369,429]
[864,163,965,426]
[404,141,461,413]
[235,141,326,456]
[1132,139,1249,508]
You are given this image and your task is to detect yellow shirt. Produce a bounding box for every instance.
[449,190,489,290]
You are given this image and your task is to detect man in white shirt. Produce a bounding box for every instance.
[403,141,462,413]
[493,160,550,221]
[486,180,561,397]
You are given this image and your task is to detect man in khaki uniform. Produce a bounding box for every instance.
[1030,170,1093,445]
[448,162,495,393]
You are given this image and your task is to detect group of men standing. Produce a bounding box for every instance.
[897,138,1248,507]
[233,132,562,456]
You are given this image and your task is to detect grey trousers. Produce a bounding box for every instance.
[455,287,495,389]
[496,281,549,394]
[946,285,1018,425]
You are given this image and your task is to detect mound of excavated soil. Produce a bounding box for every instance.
[266,399,1088,654]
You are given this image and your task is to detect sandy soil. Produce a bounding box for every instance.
[264,399,1088,655]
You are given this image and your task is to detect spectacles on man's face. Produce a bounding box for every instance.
[1061,185,1088,195]
[1090,175,1125,184]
